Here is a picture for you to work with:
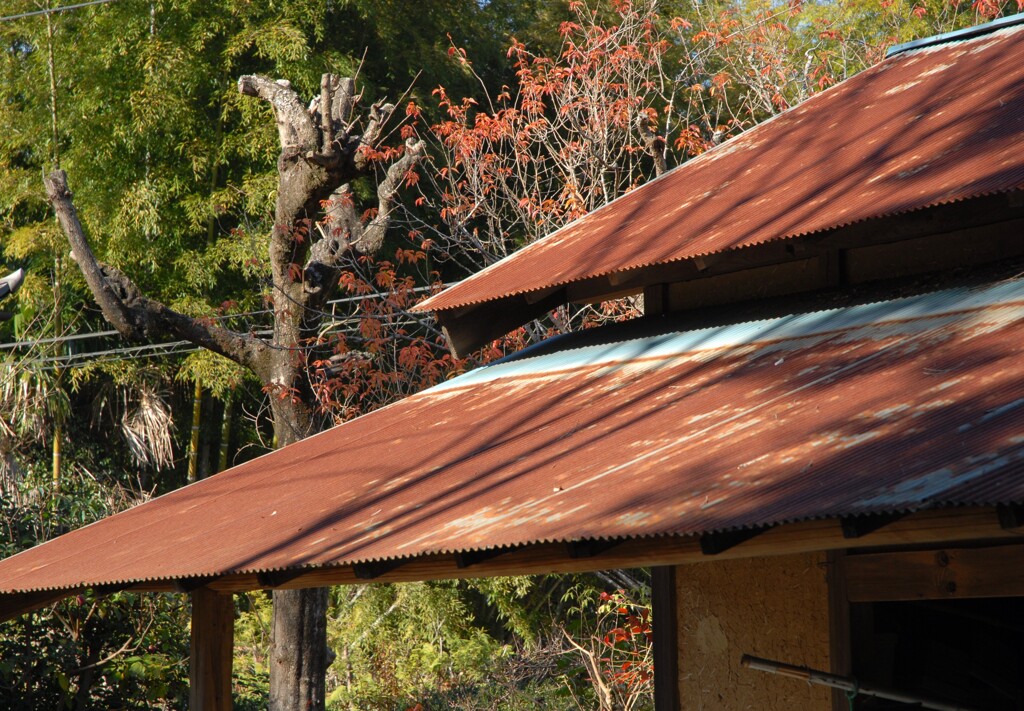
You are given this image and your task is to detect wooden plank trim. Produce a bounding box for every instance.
[439,197,1024,346]
[248,507,1023,589]
[843,543,1024,602]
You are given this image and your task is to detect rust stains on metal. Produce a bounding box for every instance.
[417,23,1024,314]
[0,278,1022,596]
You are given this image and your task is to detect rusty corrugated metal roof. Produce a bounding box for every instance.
[0,277,1022,595]
[416,20,1024,314]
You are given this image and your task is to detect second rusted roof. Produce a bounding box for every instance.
[0,275,1021,598]
[417,17,1024,315]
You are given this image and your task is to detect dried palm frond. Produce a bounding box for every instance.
[0,358,66,442]
[0,448,21,502]
[121,385,174,471]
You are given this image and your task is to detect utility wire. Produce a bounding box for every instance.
[0,0,119,23]
[27,320,444,372]
[16,305,448,370]
[0,281,457,352]
[36,343,203,372]
[23,313,440,370]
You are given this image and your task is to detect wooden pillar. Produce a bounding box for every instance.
[190,588,234,711]
[651,566,680,711]
[827,550,852,711]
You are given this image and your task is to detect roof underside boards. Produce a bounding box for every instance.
[416,21,1024,315]
[1,278,1023,596]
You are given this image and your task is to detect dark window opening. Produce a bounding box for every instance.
[851,598,1024,710]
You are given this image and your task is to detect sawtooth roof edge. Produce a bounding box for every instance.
[1,276,1021,596]
[6,501,1023,595]
[415,21,1024,315]
[417,185,1024,314]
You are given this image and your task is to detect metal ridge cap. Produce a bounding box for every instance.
[886,12,1024,57]
[425,275,1024,393]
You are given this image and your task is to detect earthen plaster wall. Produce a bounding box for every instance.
[676,551,832,710]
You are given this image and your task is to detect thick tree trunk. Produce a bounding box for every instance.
[264,365,329,710]
[269,588,329,711]
[263,353,329,710]
[48,72,423,711]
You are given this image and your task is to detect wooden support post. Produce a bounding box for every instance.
[827,550,851,711]
[190,588,234,711]
[651,566,679,711]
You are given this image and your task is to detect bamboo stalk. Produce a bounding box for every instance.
[217,392,232,473]
[187,381,202,483]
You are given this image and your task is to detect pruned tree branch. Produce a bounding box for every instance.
[44,170,138,337]
[319,74,336,159]
[44,170,266,371]
[331,76,358,126]
[237,73,424,316]
[238,75,318,153]
[355,137,425,254]
[354,102,396,171]
[638,117,668,177]
[300,138,425,305]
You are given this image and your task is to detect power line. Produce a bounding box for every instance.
[0,328,119,351]
[14,306,447,370]
[0,282,457,352]
[26,318,445,372]
[22,313,438,370]
[0,0,120,24]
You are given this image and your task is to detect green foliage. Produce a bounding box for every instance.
[322,581,503,707]
[0,465,190,709]
[225,573,654,709]
[233,592,273,710]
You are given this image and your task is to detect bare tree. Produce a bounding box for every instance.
[45,72,424,711]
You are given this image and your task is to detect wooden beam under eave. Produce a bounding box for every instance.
[190,588,234,711]
[218,506,1024,591]
[436,288,565,358]
[0,588,85,622]
[843,543,1024,602]
[3,507,1021,620]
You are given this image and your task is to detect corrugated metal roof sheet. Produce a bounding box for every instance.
[1,277,1022,595]
[417,20,1024,314]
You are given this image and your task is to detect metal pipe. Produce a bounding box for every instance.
[740,654,980,711]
